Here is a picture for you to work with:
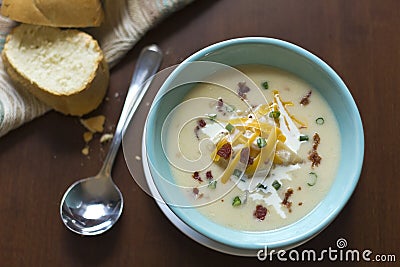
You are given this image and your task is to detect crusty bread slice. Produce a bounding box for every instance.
[1,0,104,28]
[2,24,109,116]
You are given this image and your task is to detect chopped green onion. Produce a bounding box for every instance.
[232,196,241,206]
[269,110,281,119]
[307,172,318,186]
[262,81,269,90]
[299,135,309,142]
[225,123,234,133]
[233,168,241,178]
[208,180,217,189]
[316,117,325,125]
[272,180,281,190]
[257,137,267,148]
[207,114,217,121]
[257,183,267,190]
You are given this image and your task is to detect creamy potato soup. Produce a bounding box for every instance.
[164,64,340,231]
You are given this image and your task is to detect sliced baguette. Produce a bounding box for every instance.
[1,0,104,27]
[2,24,109,116]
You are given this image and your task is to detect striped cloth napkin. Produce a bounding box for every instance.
[0,0,192,137]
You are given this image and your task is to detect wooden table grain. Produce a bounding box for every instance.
[1,0,399,266]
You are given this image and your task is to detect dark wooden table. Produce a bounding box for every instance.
[1,0,399,266]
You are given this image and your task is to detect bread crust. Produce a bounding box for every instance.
[2,26,109,116]
[1,0,104,27]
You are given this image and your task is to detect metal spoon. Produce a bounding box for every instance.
[60,45,163,235]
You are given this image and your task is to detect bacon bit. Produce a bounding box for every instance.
[286,202,292,212]
[308,133,322,167]
[216,143,232,160]
[308,151,322,168]
[312,132,320,150]
[217,97,224,107]
[192,188,203,199]
[238,92,246,99]
[198,119,206,128]
[282,188,294,205]
[194,126,200,140]
[297,186,302,191]
[300,90,312,105]
[221,199,224,202]
[206,170,213,180]
[298,202,303,206]
[247,156,254,166]
[194,119,207,140]
[237,82,250,99]
[254,205,268,221]
[192,171,203,182]
[282,188,294,212]
[216,98,227,115]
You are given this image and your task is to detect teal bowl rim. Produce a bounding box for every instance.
[146,37,364,250]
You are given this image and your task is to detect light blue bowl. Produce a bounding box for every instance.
[145,37,364,251]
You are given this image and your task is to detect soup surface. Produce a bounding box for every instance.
[164,64,340,231]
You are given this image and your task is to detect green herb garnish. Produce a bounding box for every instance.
[299,135,309,142]
[269,110,281,119]
[225,123,234,133]
[232,196,241,207]
[208,180,217,189]
[233,169,241,178]
[316,117,325,125]
[257,183,267,190]
[256,137,267,148]
[207,114,217,121]
[272,180,281,190]
[262,81,269,90]
[307,172,318,186]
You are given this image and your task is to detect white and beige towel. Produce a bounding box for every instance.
[0,0,193,137]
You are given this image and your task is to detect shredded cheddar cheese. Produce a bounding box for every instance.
[212,90,305,183]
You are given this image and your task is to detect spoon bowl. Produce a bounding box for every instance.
[60,175,123,235]
[60,44,162,235]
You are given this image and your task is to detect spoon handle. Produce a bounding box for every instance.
[100,45,163,176]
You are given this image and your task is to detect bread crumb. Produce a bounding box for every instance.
[81,146,89,156]
[135,155,141,161]
[80,115,105,133]
[83,131,93,143]
[100,133,113,143]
